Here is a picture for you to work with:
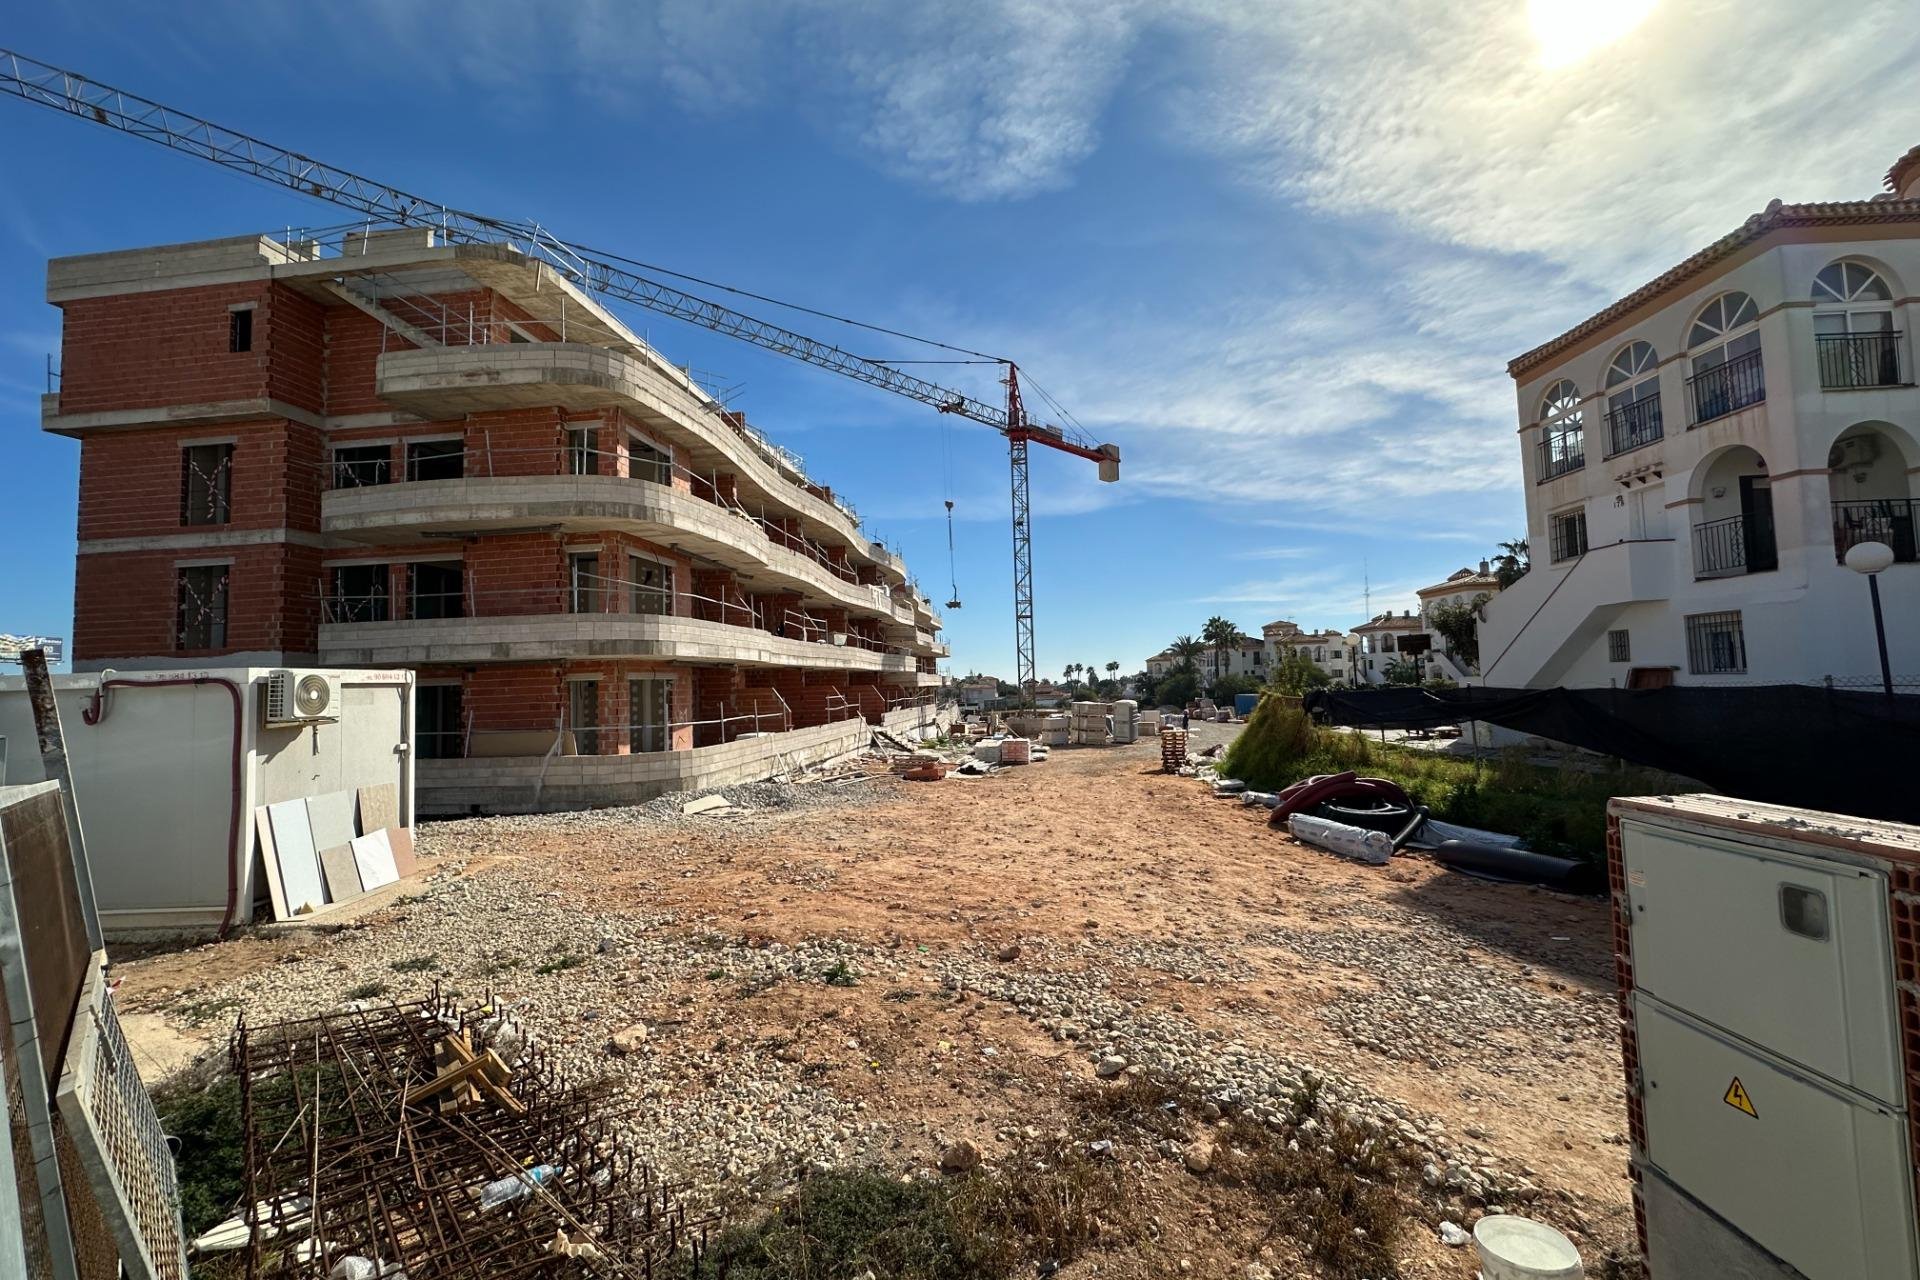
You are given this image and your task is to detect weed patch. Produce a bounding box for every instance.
[389,954,441,973]
[536,952,585,975]
[344,980,389,1001]
[821,959,858,987]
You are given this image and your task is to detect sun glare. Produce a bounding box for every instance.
[1528,0,1659,69]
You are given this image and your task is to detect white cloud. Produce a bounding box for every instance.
[1173,0,1920,291]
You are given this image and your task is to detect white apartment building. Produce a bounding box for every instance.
[1261,619,1356,682]
[1353,611,1427,684]
[1479,147,1920,690]
[1417,565,1503,682]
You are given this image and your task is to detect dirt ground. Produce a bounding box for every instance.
[119,724,1636,1277]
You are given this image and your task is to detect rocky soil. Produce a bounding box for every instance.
[117,723,1638,1276]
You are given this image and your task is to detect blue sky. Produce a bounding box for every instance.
[2,1,1916,679]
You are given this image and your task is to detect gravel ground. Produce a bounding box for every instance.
[119,732,1636,1270]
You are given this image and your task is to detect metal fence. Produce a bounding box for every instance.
[1816,330,1904,390]
[1687,348,1765,424]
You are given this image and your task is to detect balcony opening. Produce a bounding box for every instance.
[627,431,671,485]
[1535,378,1585,482]
[181,442,233,526]
[330,563,392,622]
[228,305,253,354]
[417,683,464,759]
[567,678,600,755]
[332,443,392,488]
[406,438,464,482]
[629,553,673,616]
[1686,292,1763,425]
[567,551,600,614]
[628,676,672,753]
[1690,446,1775,578]
[1813,260,1904,389]
[567,426,597,476]
[409,560,465,619]
[1830,423,1920,564]
[175,563,229,650]
[1604,340,1664,457]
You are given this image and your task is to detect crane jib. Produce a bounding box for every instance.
[0,44,1122,694]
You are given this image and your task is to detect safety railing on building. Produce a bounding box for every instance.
[1691,511,1778,578]
[1687,349,1765,425]
[319,570,915,655]
[1832,497,1920,563]
[322,440,875,587]
[1605,395,1664,457]
[1816,331,1905,390]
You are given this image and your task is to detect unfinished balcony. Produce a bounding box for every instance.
[369,342,886,574]
[320,453,900,627]
[317,576,917,672]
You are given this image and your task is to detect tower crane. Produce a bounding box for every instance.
[0,48,1119,694]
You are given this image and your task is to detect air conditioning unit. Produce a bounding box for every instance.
[264,670,340,726]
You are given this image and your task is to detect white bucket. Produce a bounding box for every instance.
[1473,1216,1582,1280]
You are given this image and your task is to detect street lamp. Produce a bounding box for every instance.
[1844,540,1897,697]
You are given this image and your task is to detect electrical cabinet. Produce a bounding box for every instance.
[1612,797,1920,1280]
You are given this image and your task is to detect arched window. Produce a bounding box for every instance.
[1604,341,1663,454]
[1686,292,1763,423]
[1813,260,1900,388]
[1812,261,1891,304]
[1537,379,1585,480]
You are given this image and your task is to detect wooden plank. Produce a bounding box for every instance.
[403,1049,510,1107]
[356,783,399,837]
[265,800,326,916]
[0,787,90,1086]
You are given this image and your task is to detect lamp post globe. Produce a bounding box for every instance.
[1846,541,1896,576]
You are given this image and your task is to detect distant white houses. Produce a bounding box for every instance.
[955,675,1001,708]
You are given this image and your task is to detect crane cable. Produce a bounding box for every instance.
[941,413,962,609]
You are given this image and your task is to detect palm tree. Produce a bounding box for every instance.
[1062,662,1077,687]
[1171,634,1204,675]
[1201,616,1245,683]
[1105,660,1119,682]
[1493,538,1530,588]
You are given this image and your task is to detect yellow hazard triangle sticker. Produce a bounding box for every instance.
[1724,1077,1758,1118]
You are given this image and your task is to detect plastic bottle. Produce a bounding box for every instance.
[477,1164,557,1211]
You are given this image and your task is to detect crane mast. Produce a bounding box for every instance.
[0,46,1118,694]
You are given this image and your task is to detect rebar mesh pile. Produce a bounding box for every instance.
[233,991,716,1278]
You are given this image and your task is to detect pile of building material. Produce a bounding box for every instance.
[1041,712,1071,747]
[222,990,716,1277]
[1070,701,1111,746]
[1140,708,1163,735]
[1160,726,1189,772]
[256,781,417,920]
[1111,699,1139,744]
[999,736,1033,765]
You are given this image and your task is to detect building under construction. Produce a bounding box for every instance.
[41,227,947,813]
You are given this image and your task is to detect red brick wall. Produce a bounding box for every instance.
[60,282,270,415]
[72,542,322,662]
[467,407,568,476]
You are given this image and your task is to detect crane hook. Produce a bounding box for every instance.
[943,499,962,610]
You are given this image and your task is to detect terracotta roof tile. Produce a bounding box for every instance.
[1508,197,1920,380]
[1888,144,1920,195]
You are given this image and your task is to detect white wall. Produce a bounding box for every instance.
[1484,231,1920,687]
[0,668,413,930]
